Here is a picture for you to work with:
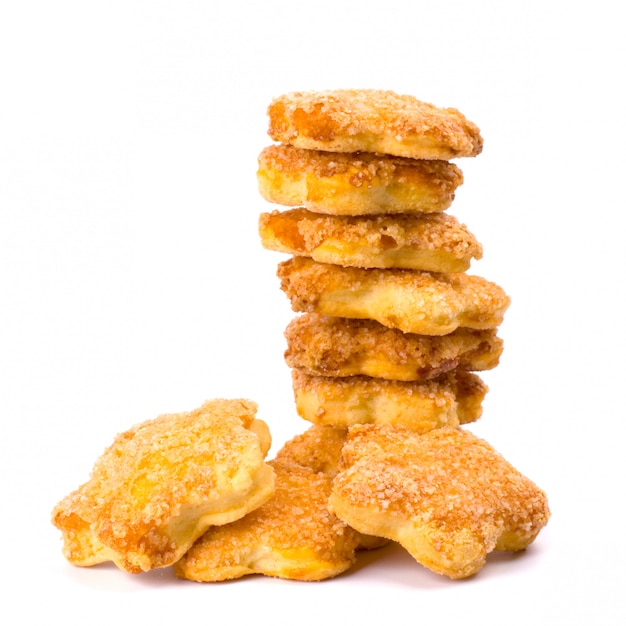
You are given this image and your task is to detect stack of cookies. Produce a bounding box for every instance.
[255,90,549,579]
[50,90,550,584]
[257,89,510,434]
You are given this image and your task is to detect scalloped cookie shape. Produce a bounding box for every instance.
[329,424,550,579]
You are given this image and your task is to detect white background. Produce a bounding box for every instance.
[1,1,624,624]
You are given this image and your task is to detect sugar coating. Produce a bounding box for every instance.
[51,399,275,573]
[277,257,510,335]
[291,369,487,431]
[267,89,483,159]
[259,144,464,184]
[257,144,464,214]
[329,425,550,579]
[273,423,349,476]
[273,424,390,551]
[259,208,482,272]
[285,313,502,381]
[174,460,362,582]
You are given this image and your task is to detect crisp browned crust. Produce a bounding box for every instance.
[273,425,388,551]
[259,208,482,272]
[284,314,503,381]
[273,424,349,476]
[291,369,487,431]
[277,257,510,335]
[329,425,550,579]
[267,89,483,159]
[173,460,362,582]
[257,144,464,214]
[51,399,275,574]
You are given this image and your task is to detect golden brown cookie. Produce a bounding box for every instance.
[273,425,387,551]
[173,460,362,582]
[273,423,349,476]
[51,399,275,574]
[257,145,464,215]
[267,89,483,159]
[291,369,487,432]
[277,257,510,335]
[329,425,550,579]
[285,314,502,381]
[259,208,482,272]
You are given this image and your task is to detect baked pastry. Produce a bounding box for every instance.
[273,423,349,476]
[273,424,387,551]
[277,257,510,335]
[267,89,483,159]
[329,425,551,579]
[51,399,275,573]
[257,145,464,215]
[174,460,362,582]
[285,314,502,381]
[291,369,487,432]
[259,208,482,272]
